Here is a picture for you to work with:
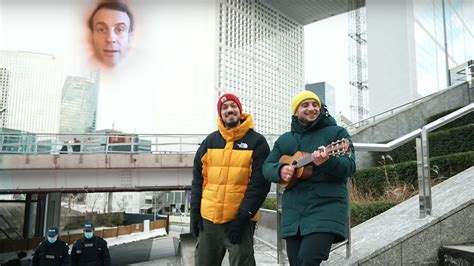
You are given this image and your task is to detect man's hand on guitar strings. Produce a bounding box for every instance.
[280,165,295,182]
[312,146,329,166]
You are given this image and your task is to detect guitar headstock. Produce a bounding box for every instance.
[324,138,352,157]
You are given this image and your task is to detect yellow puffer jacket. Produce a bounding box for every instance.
[191,113,271,224]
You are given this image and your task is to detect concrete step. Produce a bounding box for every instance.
[439,244,474,265]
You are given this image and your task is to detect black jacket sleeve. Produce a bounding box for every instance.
[70,241,79,266]
[60,241,71,266]
[100,238,111,266]
[191,136,209,214]
[238,135,271,218]
[32,243,41,266]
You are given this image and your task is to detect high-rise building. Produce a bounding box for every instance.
[0,128,36,153]
[0,67,10,128]
[216,0,304,134]
[0,51,63,133]
[59,75,99,134]
[365,0,474,116]
[305,82,336,115]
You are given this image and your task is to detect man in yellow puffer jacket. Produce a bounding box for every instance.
[191,93,271,266]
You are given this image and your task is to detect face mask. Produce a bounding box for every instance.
[47,236,57,244]
[84,232,93,239]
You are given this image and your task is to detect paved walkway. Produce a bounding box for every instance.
[1,223,284,266]
[129,227,286,265]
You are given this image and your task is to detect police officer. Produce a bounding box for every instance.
[32,227,70,266]
[71,223,111,266]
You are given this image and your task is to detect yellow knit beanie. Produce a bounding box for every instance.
[291,91,321,114]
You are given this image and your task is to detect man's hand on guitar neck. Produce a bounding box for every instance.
[280,165,295,182]
[312,146,330,166]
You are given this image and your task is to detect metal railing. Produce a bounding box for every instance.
[345,77,472,133]
[353,102,473,217]
[0,133,206,154]
[0,133,281,155]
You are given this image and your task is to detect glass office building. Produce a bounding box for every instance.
[217,0,303,134]
[0,51,63,133]
[59,75,99,134]
[366,0,474,116]
[414,0,474,94]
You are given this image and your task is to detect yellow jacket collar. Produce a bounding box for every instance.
[218,113,254,141]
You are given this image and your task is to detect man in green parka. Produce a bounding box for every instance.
[263,90,356,265]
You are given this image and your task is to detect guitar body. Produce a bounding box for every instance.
[279,151,313,189]
[277,139,352,190]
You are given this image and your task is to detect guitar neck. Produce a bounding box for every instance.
[294,156,313,168]
[293,139,350,168]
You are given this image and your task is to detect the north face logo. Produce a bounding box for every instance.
[237,142,248,149]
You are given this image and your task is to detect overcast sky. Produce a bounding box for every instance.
[0,1,351,132]
[304,13,350,118]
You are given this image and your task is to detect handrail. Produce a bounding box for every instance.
[0,133,209,155]
[353,102,474,218]
[0,133,281,155]
[353,103,473,152]
[0,214,22,239]
[345,80,471,133]
[0,228,11,239]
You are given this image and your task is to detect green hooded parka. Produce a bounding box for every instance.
[262,111,356,242]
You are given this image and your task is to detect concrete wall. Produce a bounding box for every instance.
[352,82,472,169]
[358,203,474,265]
[255,209,278,248]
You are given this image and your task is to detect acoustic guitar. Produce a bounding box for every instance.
[279,139,352,189]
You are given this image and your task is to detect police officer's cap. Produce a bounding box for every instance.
[47,227,59,236]
[83,223,94,231]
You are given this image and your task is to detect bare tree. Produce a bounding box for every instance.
[88,193,103,213]
[116,195,129,212]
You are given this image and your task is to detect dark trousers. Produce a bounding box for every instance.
[286,232,335,266]
[195,219,256,266]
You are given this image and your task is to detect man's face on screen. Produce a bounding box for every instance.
[91,8,131,68]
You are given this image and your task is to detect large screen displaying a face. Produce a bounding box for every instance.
[0,0,217,134]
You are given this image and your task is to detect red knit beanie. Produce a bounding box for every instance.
[217,93,243,118]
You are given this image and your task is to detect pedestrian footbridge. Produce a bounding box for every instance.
[0,153,195,194]
[0,133,280,194]
[0,134,211,194]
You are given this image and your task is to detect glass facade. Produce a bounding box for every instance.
[0,67,9,128]
[0,51,63,133]
[413,0,474,95]
[217,0,304,134]
[365,0,473,117]
[59,75,99,134]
